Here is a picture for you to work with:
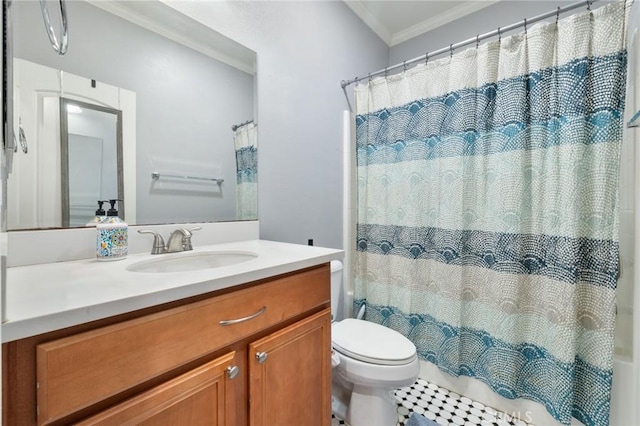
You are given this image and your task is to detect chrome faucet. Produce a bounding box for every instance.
[138,226,202,254]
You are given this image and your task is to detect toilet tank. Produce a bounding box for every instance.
[330,260,344,321]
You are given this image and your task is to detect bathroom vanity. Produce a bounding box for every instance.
[2,240,342,425]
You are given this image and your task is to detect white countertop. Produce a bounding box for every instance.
[2,240,343,343]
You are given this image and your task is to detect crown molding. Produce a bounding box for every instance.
[344,1,393,46]
[390,1,500,46]
[87,0,256,75]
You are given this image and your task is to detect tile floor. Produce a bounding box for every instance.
[332,378,534,426]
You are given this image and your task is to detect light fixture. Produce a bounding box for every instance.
[66,104,82,114]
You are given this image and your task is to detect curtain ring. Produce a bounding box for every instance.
[425,52,429,65]
[384,67,389,77]
[368,73,372,83]
[403,60,407,72]
[556,6,561,25]
[587,0,591,11]
[524,18,527,34]
[476,34,480,49]
[498,27,502,42]
[449,44,454,58]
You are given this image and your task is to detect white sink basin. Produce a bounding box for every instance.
[126,250,258,273]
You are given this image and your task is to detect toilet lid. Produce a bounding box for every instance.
[332,319,417,366]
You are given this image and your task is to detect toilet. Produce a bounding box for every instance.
[330,260,420,426]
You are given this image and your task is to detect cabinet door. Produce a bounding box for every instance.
[77,351,239,426]
[249,308,331,426]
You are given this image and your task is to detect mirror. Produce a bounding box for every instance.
[7,0,257,230]
[60,98,123,227]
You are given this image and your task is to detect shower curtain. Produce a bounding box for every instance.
[354,3,627,426]
[234,122,258,220]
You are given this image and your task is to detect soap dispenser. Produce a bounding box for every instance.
[86,200,107,227]
[96,199,128,261]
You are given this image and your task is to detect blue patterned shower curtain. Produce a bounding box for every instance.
[354,3,627,425]
[234,122,258,220]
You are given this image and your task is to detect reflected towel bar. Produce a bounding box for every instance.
[629,110,640,128]
[231,119,254,132]
[151,172,224,184]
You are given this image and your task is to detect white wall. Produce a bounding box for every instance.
[0,0,4,415]
[165,1,389,249]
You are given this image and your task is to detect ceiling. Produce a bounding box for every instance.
[344,0,500,47]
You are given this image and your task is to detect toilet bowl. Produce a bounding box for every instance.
[330,261,420,426]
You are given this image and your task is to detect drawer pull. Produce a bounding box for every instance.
[256,351,268,364]
[226,365,240,379]
[219,306,266,326]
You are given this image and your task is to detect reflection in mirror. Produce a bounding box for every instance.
[8,0,257,230]
[7,58,136,230]
[60,99,123,227]
[233,121,258,221]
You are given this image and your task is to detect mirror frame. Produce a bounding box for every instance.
[60,98,124,226]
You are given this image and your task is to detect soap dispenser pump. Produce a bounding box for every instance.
[96,199,128,261]
[86,200,107,227]
[106,199,119,219]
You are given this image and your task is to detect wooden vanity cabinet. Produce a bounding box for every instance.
[3,264,332,426]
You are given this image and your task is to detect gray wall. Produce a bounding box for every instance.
[168,1,389,249]
[13,1,254,225]
[389,1,574,66]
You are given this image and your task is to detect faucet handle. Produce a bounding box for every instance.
[137,230,167,254]
[181,226,202,251]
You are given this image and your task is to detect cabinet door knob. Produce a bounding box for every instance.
[255,351,268,364]
[226,365,240,379]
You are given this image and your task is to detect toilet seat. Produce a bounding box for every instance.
[332,318,417,366]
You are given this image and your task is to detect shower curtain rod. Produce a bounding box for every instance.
[341,0,598,91]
